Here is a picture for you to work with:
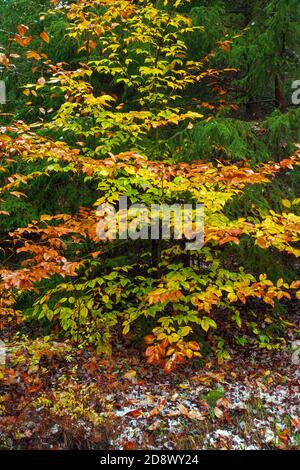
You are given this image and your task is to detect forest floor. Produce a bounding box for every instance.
[0,308,299,450]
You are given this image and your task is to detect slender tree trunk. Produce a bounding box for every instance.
[275,34,287,113]
[151,239,161,271]
[275,74,287,113]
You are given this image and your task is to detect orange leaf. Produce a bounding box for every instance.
[89,40,97,49]
[27,51,42,61]
[40,31,50,44]
[256,237,267,249]
[17,24,29,36]
[188,341,200,351]
[126,409,144,419]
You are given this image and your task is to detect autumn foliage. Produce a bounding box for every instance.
[0,0,299,373]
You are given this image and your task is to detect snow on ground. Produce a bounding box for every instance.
[106,345,300,450]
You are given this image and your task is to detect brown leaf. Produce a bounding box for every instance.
[279,428,290,445]
[148,421,161,431]
[123,441,137,450]
[216,397,231,409]
[178,403,189,416]
[123,370,137,383]
[0,416,17,426]
[28,383,43,394]
[188,409,206,421]
[126,409,144,419]
[214,406,223,419]
[290,416,300,431]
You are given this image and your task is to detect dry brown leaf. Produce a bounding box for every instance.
[214,406,223,419]
[123,370,137,383]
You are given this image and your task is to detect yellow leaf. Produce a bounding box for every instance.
[282,199,291,209]
[123,370,137,382]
